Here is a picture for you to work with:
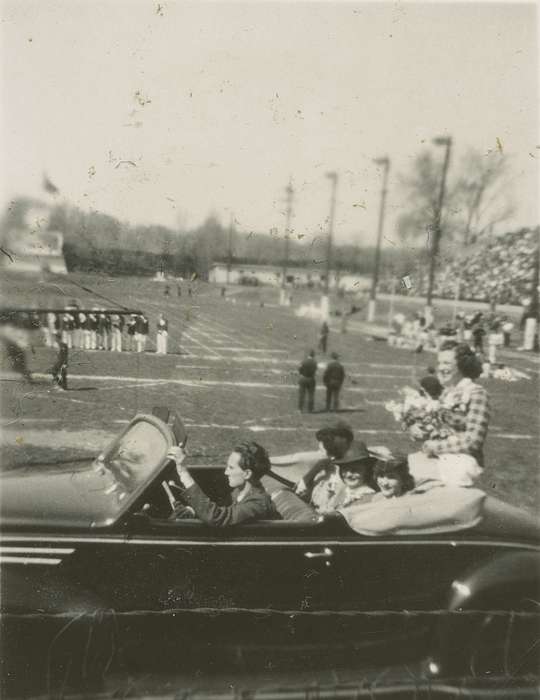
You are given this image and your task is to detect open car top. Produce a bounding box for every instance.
[1,412,539,542]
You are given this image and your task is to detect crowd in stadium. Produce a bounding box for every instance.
[435,229,537,305]
[390,228,538,305]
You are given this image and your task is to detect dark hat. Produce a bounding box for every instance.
[330,351,339,360]
[334,440,372,466]
[328,420,354,442]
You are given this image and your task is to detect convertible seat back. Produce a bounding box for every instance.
[261,475,319,523]
[339,486,486,536]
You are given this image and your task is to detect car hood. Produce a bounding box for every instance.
[0,463,128,529]
[0,414,175,530]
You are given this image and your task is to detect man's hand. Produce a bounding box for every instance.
[167,446,194,488]
[167,445,186,467]
[295,478,308,497]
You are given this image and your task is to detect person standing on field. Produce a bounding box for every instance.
[323,352,345,412]
[318,321,329,354]
[135,313,149,353]
[298,349,317,413]
[110,313,122,352]
[156,313,169,354]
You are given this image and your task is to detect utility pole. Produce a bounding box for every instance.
[368,157,390,323]
[324,172,338,295]
[226,214,234,285]
[426,136,452,319]
[281,180,294,303]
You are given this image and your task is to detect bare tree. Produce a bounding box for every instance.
[452,149,515,246]
[396,147,514,251]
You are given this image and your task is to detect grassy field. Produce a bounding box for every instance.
[1,271,538,513]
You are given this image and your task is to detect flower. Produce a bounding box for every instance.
[385,387,456,443]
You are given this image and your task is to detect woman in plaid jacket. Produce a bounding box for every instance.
[410,341,489,486]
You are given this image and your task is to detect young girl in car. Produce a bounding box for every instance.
[373,456,415,499]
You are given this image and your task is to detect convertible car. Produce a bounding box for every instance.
[1,409,539,696]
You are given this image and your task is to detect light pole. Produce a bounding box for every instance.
[323,172,338,304]
[368,157,390,323]
[226,213,234,285]
[426,136,452,320]
[281,180,294,304]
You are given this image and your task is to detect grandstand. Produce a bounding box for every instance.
[381,228,539,305]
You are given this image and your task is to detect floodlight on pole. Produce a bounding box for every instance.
[426,136,452,314]
[368,157,390,322]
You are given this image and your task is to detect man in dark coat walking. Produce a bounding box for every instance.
[318,321,329,354]
[51,338,69,390]
[298,349,317,413]
[323,352,345,412]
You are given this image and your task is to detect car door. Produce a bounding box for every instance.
[92,517,344,669]
[119,518,338,611]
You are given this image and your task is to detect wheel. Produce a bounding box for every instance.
[436,598,540,680]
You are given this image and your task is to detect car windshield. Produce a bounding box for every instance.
[103,421,169,494]
[0,418,172,529]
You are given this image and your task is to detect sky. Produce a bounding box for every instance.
[1,0,538,246]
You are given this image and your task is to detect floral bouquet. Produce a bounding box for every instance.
[385,387,453,442]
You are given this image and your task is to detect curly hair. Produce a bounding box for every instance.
[232,441,271,481]
[439,340,483,379]
[374,456,415,494]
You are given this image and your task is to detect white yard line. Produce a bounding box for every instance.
[3,417,534,441]
[189,315,252,348]
[195,312,270,350]
[208,347,289,354]
[181,329,223,359]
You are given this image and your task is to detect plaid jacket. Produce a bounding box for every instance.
[429,378,490,466]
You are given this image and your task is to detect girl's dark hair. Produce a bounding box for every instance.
[374,456,415,494]
[233,441,271,480]
[439,340,483,380]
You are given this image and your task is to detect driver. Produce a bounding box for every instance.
[166,441,279,526]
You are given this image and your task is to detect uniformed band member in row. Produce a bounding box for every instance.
[297,349,346,413]
[156,313,169,354]
[41,310,152,353]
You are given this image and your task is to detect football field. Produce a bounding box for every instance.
[1,273,539,513]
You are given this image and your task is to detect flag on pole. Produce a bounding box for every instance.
[43,174,59,195]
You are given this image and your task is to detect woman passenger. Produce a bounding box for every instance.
[373,456,415,499]
[166,441,278,526]
[315,442,378,513]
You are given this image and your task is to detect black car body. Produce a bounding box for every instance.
[1,411,539,695]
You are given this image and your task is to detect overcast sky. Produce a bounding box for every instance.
[1,0,538,245]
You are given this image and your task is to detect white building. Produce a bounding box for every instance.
[0,207,67,274]
[209,262,370,291]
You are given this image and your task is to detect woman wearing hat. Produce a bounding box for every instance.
[298,422,378,514]
[327,444,378,511]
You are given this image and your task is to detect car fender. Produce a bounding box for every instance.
[430,551,540,676]
[448,551,540,611]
